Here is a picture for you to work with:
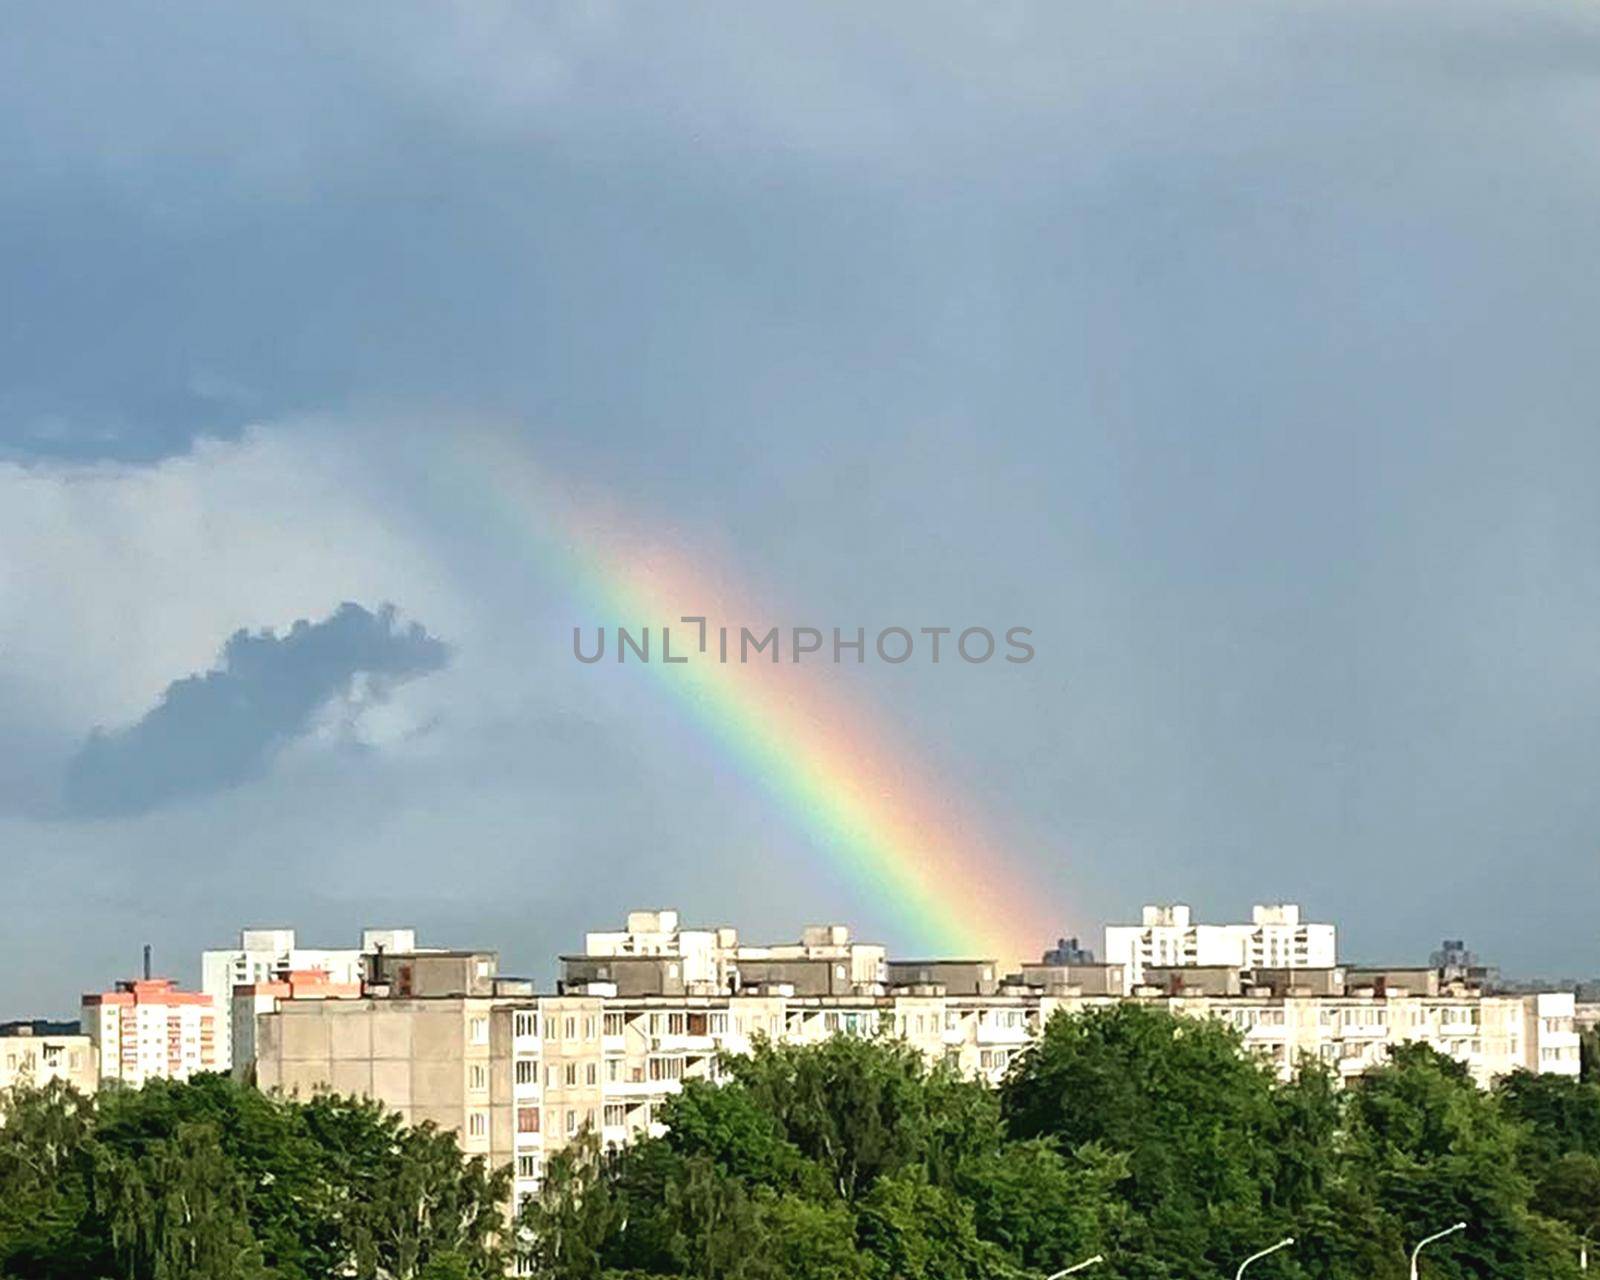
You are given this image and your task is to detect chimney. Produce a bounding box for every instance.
[142,944,152,980]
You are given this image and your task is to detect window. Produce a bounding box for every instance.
[516,1058,535,1086]
[604,1104,627,1127]
[468,1112,487,1138]
[515,1011,537,1039]
[517,1154,540,1179]
[546,1065,557,1088]
[648,1056,684,1082]
[517,1107,540,1133]
[604,1013,625,1036]
[668,1013,686,1035]
[584,1016,598,1040]
[566,1110,578,1137]
[709,1013,728,1035]
[469,1017,489,1045]
[586,1062,598,1086]
[469,1064,487,1091]
[565,1063,577,1087]
[564,1016,577,1040]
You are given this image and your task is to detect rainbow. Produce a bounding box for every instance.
[425,429,1066,965]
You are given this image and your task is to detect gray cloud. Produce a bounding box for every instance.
[0,0,1598,1016]
[63,603,449,818]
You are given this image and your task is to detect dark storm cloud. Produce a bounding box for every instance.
[63,604,449,817]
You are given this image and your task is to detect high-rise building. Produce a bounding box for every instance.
[82,978,217,1086]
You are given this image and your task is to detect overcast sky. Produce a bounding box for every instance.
[4,0,1600,1017]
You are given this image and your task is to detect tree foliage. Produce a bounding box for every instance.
[519,1009,1594,1280]
[5,1009,1597,1280]
[0,1074,510,1280]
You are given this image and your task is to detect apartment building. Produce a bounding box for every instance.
[241,910,1579,1206]
[251,949,606,1211]
[570,909,888,996]
[82,978,217,1086]
[202,926,419,1070]
[578,978,1055,1150]
[1104,903,1337,992]
[0,1021,98,1098]
[1144,984,1579,1087]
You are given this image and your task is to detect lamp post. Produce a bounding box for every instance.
[1408,1222,1467,1280]
[1235,1237,1294,1280]
[1045,1255,1104,1279]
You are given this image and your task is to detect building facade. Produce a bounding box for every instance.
[254,984,606,1212]
[0,1021,98,1098]
[82,978,217,1087]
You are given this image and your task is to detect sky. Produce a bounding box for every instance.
[4,0,1600,1017]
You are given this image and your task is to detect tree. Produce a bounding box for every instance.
[1343,1045,1580,1279]
[517,1133,621,1280]
[1000,1004,1297,1271]
[90,1120,269,1280]
[0,1080,104,1279]
[0,1074,512,1280]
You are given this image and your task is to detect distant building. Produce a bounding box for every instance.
[0,1022,97,1099]
[82,978,217,1086]
[1041,936,1096,965]
[1104,904,1336,993]
[201,927,420,1070]
[1429,939,1500,989]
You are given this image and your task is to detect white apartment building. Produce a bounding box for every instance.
[579,910,888,994]
[82,978,218,1086]
[202,926,417,1069]
[1104,903,1337,993]
[1158,987,1579,1088]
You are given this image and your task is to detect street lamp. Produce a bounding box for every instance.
[1408,1222,1467,1280]
[1045,1255,1104,1279]
[1235,1237,1295,1280]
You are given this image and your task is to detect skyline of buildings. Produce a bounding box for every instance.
[37,898,1596,1027]
[243,906,1584,1210]
[0,898,1590,1216]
